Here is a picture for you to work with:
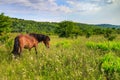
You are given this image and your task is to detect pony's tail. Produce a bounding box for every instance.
[12,36,19,54]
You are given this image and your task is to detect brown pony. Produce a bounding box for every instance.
[12,33,50,57]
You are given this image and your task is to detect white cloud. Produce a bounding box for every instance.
[1,0,118,14]
[0,0,71,13]
[0,0,120,24]
[67,0,101,13]
[0,0,31,5]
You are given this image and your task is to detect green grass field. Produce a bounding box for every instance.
[0,33,120,80]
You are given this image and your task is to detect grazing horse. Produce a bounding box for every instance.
[12,33,50,57]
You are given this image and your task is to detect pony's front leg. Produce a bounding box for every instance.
[28,48,32,54]
[35,46,38,55]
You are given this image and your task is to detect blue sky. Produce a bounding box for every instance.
[0,0,120,25]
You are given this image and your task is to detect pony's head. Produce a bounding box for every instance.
[29,33,50,48]
[43,35,50,48]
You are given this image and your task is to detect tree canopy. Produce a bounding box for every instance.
[0,13,12,35]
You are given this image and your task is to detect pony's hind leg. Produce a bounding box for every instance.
[19,46,23,56]
[13,47,20,59]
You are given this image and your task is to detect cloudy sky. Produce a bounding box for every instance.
[0,0,120,25]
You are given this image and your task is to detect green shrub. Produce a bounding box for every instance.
[100,52,120,80]
[86,41,120,51]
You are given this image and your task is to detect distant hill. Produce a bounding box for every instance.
[96,24,120,28]
[9,17,120,35]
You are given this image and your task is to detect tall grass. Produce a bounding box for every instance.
[0,34,120,80]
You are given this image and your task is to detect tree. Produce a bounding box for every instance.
[56,21,76,38]
[0,13,12,43]
[104,28,116,41]
[0,13,12,35]
[86,31,92,38]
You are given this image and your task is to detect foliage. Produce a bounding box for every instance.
[0,13,12,44]
[11,17,118,38]
[86,41,120,51]
[11,18,58,34]
[116,28,120,34]
[101,52,120,72]
[100,52,120,80]
[86,31,92,38]
[104,28,117,41]
[4,15,119,39]
[56,21,77,38]
[0,13,12,34]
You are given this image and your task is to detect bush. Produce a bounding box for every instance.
[56,21,77,38]
[86,41,120,51]
[86,32,92,38]
[100,52,120,80]
[104,28,116,41]
[0,13,12,34]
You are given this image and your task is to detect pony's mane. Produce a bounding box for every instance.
[29,33,47,42]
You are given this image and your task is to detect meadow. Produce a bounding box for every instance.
[0,33,120,80]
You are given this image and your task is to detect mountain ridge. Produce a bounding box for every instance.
[96,24,120,28]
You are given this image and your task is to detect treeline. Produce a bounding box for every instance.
[11,18,58,34]
[11,18,120,36]
[0,13,120,40]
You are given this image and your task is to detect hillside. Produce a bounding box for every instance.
[1,12,119,37]
[0,14,120,80]
[96,24,120,28]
